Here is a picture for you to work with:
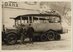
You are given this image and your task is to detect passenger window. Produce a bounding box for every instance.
[33,20,39,23]
[49,16,60,23]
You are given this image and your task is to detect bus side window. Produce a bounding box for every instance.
[49,16,60,23]
[49,17,54,23]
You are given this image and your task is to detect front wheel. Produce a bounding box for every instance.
[5,33,17,45]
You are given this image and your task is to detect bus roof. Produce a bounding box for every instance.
[11,13,61,20]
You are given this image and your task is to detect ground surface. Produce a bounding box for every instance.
[2,27,71,50]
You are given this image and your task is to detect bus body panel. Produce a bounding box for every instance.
[31,23,62,32]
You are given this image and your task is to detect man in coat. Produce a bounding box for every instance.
[27,24,34,44]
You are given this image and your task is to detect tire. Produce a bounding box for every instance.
[55,33,61,40]
[5,33,17,45]
[47,31,55,41]
[40,34,47,41]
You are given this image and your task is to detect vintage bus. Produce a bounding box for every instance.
[2,12,67,45]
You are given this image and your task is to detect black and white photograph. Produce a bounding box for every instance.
[1,0,72,50]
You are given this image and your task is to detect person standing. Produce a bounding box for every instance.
[27,24,34,44]
[20,25,26,44]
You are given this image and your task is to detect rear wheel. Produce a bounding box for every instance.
[47,31,55,41]
[5,33,17,45]
[55,33,61,40]
[40,34,47,41]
